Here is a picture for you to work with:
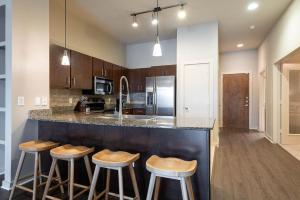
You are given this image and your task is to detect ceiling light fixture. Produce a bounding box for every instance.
[247,2,259,11]
[152,12,159,25]
[237,43,244,48]
[132,15,138,28]
[178,4,186,19]
[61,0,70,66]
[130,2,187,27]
[153,0,162,57]
[249,25,256,30]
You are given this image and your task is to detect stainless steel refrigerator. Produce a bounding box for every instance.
[146,76,176,116]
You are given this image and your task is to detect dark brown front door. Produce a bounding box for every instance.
[223,73,249,129]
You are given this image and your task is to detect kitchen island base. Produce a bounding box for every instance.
[37,121,211,200]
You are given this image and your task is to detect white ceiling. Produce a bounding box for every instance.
[66,0,292,52]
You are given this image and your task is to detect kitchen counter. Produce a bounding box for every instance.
[29,109,214,200]
[29,109,215,130]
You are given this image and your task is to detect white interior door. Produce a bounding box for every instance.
[182,63,212,118]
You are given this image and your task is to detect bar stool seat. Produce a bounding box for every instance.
[9,140,64,200]
[92,149,140,167]
[51,144,94,159]
[146,155,197,178]
[42,144,95,200]
[87,149,141,200]
[146,155,197,200]
[19,140,59,152]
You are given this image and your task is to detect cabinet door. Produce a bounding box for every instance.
[92,58,104,77]
[164,65,176,76]
[128,69,139,93]
[103,62,114,80]
[133,108,146,115]
[113,65,122,93]
[139,68,146,92]
[50,45,71,88]
[70,50,93,89]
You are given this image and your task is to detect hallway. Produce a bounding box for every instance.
[212,128,300,200]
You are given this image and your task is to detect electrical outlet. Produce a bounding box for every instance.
[35,97,41,106]
[41,96,48,106]
[17,96,25,106]
[69,98,73,104]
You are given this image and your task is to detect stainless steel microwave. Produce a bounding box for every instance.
[93,77,113,95]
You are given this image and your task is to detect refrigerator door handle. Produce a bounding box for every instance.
[154,84,158,115]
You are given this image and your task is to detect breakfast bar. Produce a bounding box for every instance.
[29,110,214,200]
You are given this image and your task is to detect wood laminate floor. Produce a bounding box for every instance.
[212,128,300,200]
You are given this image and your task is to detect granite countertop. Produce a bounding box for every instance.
[29,109,215,130]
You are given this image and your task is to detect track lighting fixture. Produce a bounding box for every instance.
[132,15,138,28]
[178,4,186,19]
[152,12,158,25]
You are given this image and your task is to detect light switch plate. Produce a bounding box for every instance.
[35,97,41,106]
[41,96,48,106]
[17,96,25,106]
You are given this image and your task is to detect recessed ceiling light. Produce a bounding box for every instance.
[237,43,244,48]
[247,2,259,11]
[249,25,256,30]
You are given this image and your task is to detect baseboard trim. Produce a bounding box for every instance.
[265,135,275,144]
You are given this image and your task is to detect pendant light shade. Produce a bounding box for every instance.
[61,0,70,66]
[62,49,70,66]
[153,36,162,57]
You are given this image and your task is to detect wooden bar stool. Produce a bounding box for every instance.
[9,140,64,200]
[42,144,94,200]
[145,155,197,200]
[87,149,140,200]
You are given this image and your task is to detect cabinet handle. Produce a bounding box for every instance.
[102,67,104,76]
[105,69,107,76]
[73,77,76,87]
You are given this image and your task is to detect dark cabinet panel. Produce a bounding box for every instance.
[70,50,93,89]
[151,65,176,76]
[133,108,146,115]
[92,58,104,77]
[113,65,122,94]
[50,45,71,88]
[103,61,114,79]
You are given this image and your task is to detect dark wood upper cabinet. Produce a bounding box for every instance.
[113,65,122,94]
[92,58,113,80]
[50,45,71,89]
[128,68,146,93]
[151,65,176,76]
[92,58,104,77]
[70,50,93,89]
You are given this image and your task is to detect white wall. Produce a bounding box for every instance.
[177,22,219,121]
[2,0,50,189]
[258,0,300,142]
[50,0,125,66]
[220,49,259,130]
[126,39,176,69]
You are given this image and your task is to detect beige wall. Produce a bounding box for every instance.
[3,0,50,189]
[50,0,125,66]
[258,0,300,142]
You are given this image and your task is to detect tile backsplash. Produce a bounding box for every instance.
[130,92,145,104]
[50,89,82,108]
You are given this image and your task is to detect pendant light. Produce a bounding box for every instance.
[61,0,70,66]
[153,0,162,57]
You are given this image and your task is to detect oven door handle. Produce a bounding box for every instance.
[109,82,113,94]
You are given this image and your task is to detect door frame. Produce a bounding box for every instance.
[280,63,300,144]
[220,72,252,129]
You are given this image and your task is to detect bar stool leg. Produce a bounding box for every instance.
[42,158,57,200]
[55,164,65,194]
[9,151,26,200]
[38,153,43,185]
[87,165,100,200]
[68,161,71,196]
[146,173,156,200]
[105,169,111,200]
[84,155,97,199]
[32,152,39,200]
[154,177,161,200]
[69,159,75,200]
[118,168,124,200]
[186,177,195,200]
[180,177,188,200]
[129,164,140,200]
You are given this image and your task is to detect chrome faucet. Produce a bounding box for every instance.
[119,76,130,118]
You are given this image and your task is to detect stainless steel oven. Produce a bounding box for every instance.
[94,77,113,95]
